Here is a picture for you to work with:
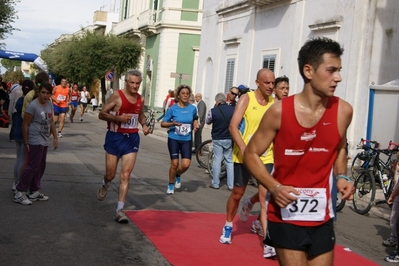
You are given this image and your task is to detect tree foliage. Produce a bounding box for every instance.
[41,31,143,85]
[0,58,20,70]
[3,69,23,83]
[0,0,20,48]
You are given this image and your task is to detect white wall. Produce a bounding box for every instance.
[196,0,399,157]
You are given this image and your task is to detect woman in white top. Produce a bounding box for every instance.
[79,85,90,121]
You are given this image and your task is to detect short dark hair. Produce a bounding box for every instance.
[297,37,344,81]
[275,75,289,87]
[39,82,53,94]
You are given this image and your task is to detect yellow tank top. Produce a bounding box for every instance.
[232,91,274,164]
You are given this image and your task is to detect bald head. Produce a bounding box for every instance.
[256,68,274,80]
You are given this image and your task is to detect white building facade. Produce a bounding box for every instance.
[195,0,399,156]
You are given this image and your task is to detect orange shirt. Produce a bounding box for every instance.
[53,85,69,108]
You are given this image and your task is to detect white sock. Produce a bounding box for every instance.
[225,221,233,227]
[102,179,110,188]
[116,201,124,212]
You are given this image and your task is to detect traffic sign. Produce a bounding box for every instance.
[105,71,114,81]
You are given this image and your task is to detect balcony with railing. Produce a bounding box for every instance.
[111,15,140,37]
[138,9,161,36]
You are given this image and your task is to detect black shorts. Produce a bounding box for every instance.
[234,163,273,187]
[167,138,192,160]
[266,219,335,258]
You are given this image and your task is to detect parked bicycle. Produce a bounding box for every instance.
[207,150,227,180]
[195,139,212,169]
[352,139,399,214]
[144,109,161,134]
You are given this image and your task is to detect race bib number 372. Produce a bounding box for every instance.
[280,188,327,221]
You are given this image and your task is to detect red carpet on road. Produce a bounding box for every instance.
[126,210,377,266]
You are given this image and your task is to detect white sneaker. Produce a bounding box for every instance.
[250,220,264,237]
[238,197,253,222]
[219,226,233,244]
[58,132,63,138]
[27,191,49,201]
[166,184,174,195]
[13,191,33,205]
[263,245,277,258]
[175,176,181,189]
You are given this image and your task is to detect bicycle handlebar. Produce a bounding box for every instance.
[388,140,399,151]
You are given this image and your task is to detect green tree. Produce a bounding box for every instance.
[0,0,20,48]
[41,31,142,84]
[0,58,20,70]
[3,69,23,83]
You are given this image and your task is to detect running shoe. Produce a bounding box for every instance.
[238,197,253,222]
[80,117,83,122]
[58,132,63,138]
[250,220,264,237]
[263,245,277,259]
[175,176,181,189]
[166,184,174,195]
[219,226,232,244]
[27,191,49,201]
[383,238,398,247]
[13,191,33,205]
[114,210,129,223]
[385,250,399,263]
[97,185,108,201]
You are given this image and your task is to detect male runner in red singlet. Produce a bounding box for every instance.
[52,78,70,138]
[69,83,80,123]
[97,69,150,223]
[244,37,354,266]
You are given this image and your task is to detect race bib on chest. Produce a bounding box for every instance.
[71,96,78,101]
[120,114,139,129]
[280,188,327,221]
[175,124,191,136]
[57,95,66,101]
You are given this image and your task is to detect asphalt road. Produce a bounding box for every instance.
[0,109,395,265]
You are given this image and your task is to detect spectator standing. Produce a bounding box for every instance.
[206,93,234,190]
[194,93,207,152]
[227,86,239,107]
[12,80,35,190]
[90,95,98,111]
[8,80,23,141]
[13,82,58,205]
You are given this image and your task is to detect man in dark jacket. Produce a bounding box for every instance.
[206,93,234,190]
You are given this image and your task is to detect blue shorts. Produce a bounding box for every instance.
[167,138,192,160]
[70,102,78,108]
[53,104,68,115]
[103,131,140,158]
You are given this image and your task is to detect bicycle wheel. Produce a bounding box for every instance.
[352,171,376,215]
[196,139,212,169]
[148,118,155,134]
[336,192,346,212]
[207,151,227,180]
[351,152,369,179]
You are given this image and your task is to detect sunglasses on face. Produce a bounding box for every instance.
[230,91,238,96]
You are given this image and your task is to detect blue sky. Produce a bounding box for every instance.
[3,0,120,55]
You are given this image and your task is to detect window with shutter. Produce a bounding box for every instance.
[263,55,276,72]
[225,59,235,93]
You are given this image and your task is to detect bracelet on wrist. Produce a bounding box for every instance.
[273,184,282,193]
[336,174,351,182]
